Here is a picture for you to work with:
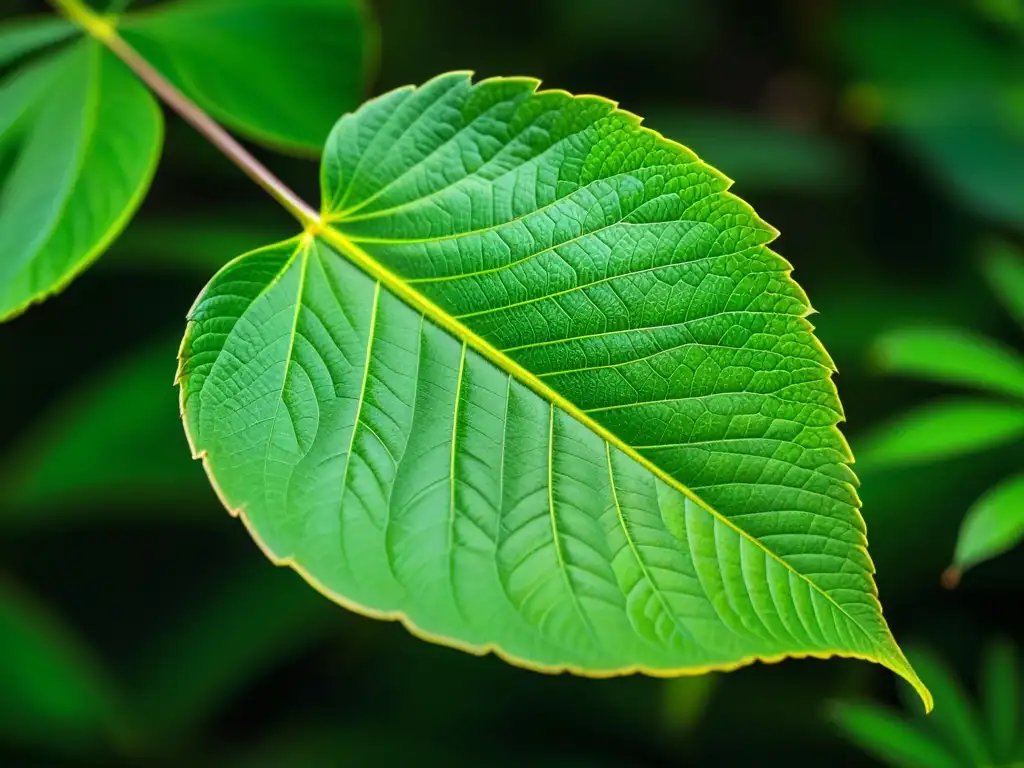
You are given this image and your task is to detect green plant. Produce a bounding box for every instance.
[832,641,1023,768]
[858,241,1024,584]
[0,0,931,707]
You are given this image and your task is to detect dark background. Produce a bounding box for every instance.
[1,0,1022,765]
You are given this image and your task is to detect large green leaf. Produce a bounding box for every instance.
[120,0,373,153]
[0,39,162,320]
[178,74,928,706]
[952,473,1024,577]
[0,16,78,68]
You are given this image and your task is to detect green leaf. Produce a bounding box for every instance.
[0,575,122,753]
[0,337,211,523]
[951,473,1024,576]
[0,16,79,69]
[178,73,929,707]
[121,0,373,153]
[0,40,162,320]
[904,647,991,766]
[981,639,1019,763]
[641,111,854,193]
[873,327,1024,400]
[831,702,960,768]
[981,239,1024,328]
[855,398,1024,468]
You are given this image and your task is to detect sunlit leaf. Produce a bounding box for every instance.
[831,702,959,768]
[178,74,928,705]
[952,473,1024,576]
[904,647,991,766]
[873,327,1024,400]
[0,575,122,752]
[0,337,211,523]
[0,15,78,68]
[981,239,1024,328]
[981,639,1019,763]
[855,398,1024,467]
[121,0,373,153]
[0,39,162,320]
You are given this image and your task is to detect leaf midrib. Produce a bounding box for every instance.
[314,221,888,664]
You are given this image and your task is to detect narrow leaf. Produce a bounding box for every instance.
[0,16,79,68]
[904,647,990,766]
[121,0,373,153]
[855,398,1024,468]
[981,639,1019,763]
[952,473,1024,575]
[873,327,1024,400]
[0,40,162,320]
[831,702,960,768]
[981,239,1024,328]
[179,74,929,707]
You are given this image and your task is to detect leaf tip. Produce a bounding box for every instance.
[940,565,961,589]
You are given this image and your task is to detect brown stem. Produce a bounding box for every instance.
[50,0,321,230]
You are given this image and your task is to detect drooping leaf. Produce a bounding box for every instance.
[0,575,123,753]
[981,239,1024,328]
[854,398,1024,468]
[981,639,1019,763]
[178,74,928,706]
[0,16,78,68]
[831,702,960,768]
[0,39,162,320]
[0,337,211,523]
[903,647,991,767]
[120,0,374,153]
[873,327,1024,400]
[952,473,1024,576]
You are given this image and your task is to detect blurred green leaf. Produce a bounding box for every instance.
[661,675,716,738]
[645,111,853,193]
[981,239,1024,328]
[952,473,1024,576]
[128,561,337,742]
[0,574,123,754]
[0,337,211,522]
[981,639,1019,763]
[838,1,1024,227]
[831,701,959,768]
[873,327,1024,400]
[121,0,374,153]
[0,16,78,68]
[855,398,1024,467]
[0,39,162,320]
[904,647,991,766]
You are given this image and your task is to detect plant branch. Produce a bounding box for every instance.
[49,0,321,231]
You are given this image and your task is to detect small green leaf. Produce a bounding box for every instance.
[0,40,162,320]
[0,575,122,753]
[981,639,1019,763]
[0,337,211,523]
[951,473,1024,575]
[831,702,960,768]
[0,16,79,68]
[874,327,1024,400]
[904,647,991,767]
[981,239,1024,328]
[121,0,373,153]
[179,74,928,707]
[855,398,1024,467]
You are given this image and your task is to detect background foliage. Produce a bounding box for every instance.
[0,0,1021,765]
